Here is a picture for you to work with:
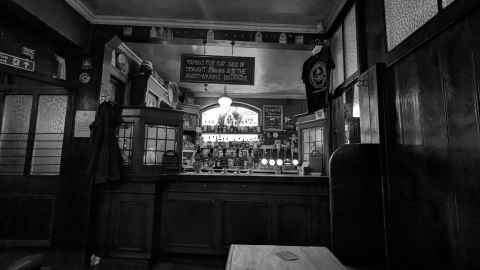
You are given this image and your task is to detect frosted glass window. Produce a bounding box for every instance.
[118,122,134,164]
[302,127,324,163]
[442,0,455,7]
[144,124,177,165]
[344,4,358,78]
[31,95,67,175]
[0,95,33,175]
[384,0,438,50]
[331,25,344,89]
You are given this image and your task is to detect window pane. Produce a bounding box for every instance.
[143,124,177,165]
[155,152,164,164]
[31,95,67,175]
[166,140,175,151]
[167,128,176,140]
[384,0,438,50]
[303,143,309,154]
[118,122,134,164]
[344,4,358,78]
[0,95,33,175]
[316,128,323,142]
[146,126,157,139]
[309,128,316,142]
[157,127,166,139]
[303,129,309,142]
[157,141,166,151]
[331,25,344,88]
[144,151,156,165]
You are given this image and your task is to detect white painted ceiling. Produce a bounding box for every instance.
[67,0,347,32]
[66,0,349,98]
[127,42,312,99]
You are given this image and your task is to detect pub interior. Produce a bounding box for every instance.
[1,0,479,269]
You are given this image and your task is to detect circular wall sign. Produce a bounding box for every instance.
[79,72,91,84]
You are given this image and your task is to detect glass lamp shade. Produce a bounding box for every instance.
[268,159,276,166]
[276,159,284,166]
[218,96,232,108]
[292,159,299,166]
[261,158,268,165]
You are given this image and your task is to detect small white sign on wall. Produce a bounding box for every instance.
[74,110,96,138]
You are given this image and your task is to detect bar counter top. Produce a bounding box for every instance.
[130,172,329,183]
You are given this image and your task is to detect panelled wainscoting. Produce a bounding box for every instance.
[92,174,330,269]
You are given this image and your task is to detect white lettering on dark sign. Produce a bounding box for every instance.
[0,51,35,72]
[180,54,254,85]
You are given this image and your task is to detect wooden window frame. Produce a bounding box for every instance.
[0,87,74,176]
[384,0,479,66]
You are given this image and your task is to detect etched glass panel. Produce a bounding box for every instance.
[344,4,358,78]
[331,25,344,88]
[118,122,134,164]
[384,0,438,50]
[0,95,33,175]
[31,95,67,175]
[144,124,177,165]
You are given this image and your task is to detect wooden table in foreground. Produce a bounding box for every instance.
[226,245,348,270]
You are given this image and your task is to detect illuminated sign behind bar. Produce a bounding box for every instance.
[0,51,35,72]
[180,54,255,85]
[202,106,259,127]
[202,133,259,142]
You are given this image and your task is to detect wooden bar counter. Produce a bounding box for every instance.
[93,173,330,266]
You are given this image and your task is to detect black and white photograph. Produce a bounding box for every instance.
[0,0,478,269]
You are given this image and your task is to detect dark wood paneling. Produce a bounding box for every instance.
[95,190,154,259]
[0,195,55,247]
[384,6,480,269]
[359,64,383,144]
[163,198,215,252]
[110,195,154,258]
[277,201,311,245]
[329,144,385,268]
[330,96,345,152]
[222,200,270,246]
[156,175,330,256]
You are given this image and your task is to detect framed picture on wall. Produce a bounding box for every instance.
[263,105,283,131]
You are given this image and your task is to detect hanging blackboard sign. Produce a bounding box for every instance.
[180,54,255,85]
[263,105,283,131]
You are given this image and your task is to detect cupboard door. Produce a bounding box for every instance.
[277,201,312,245]
[162,196,215,253]
[222,200,271,248]
[108,194,154,259]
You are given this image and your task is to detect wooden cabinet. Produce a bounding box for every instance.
[159,175,329,255]
[93,175,329,263]
[95,184,155,259]
[161,196,215,253]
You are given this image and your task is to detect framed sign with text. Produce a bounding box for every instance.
[0,51,35,72]
[263,105,283,131]
[180,54,255,85]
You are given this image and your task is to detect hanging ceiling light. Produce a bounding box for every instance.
[218,40,235,110]
[218,85,232,109]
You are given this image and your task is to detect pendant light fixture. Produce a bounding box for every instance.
[218,85,232,109]
[218,41,235,110]
[203,39,209,92]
